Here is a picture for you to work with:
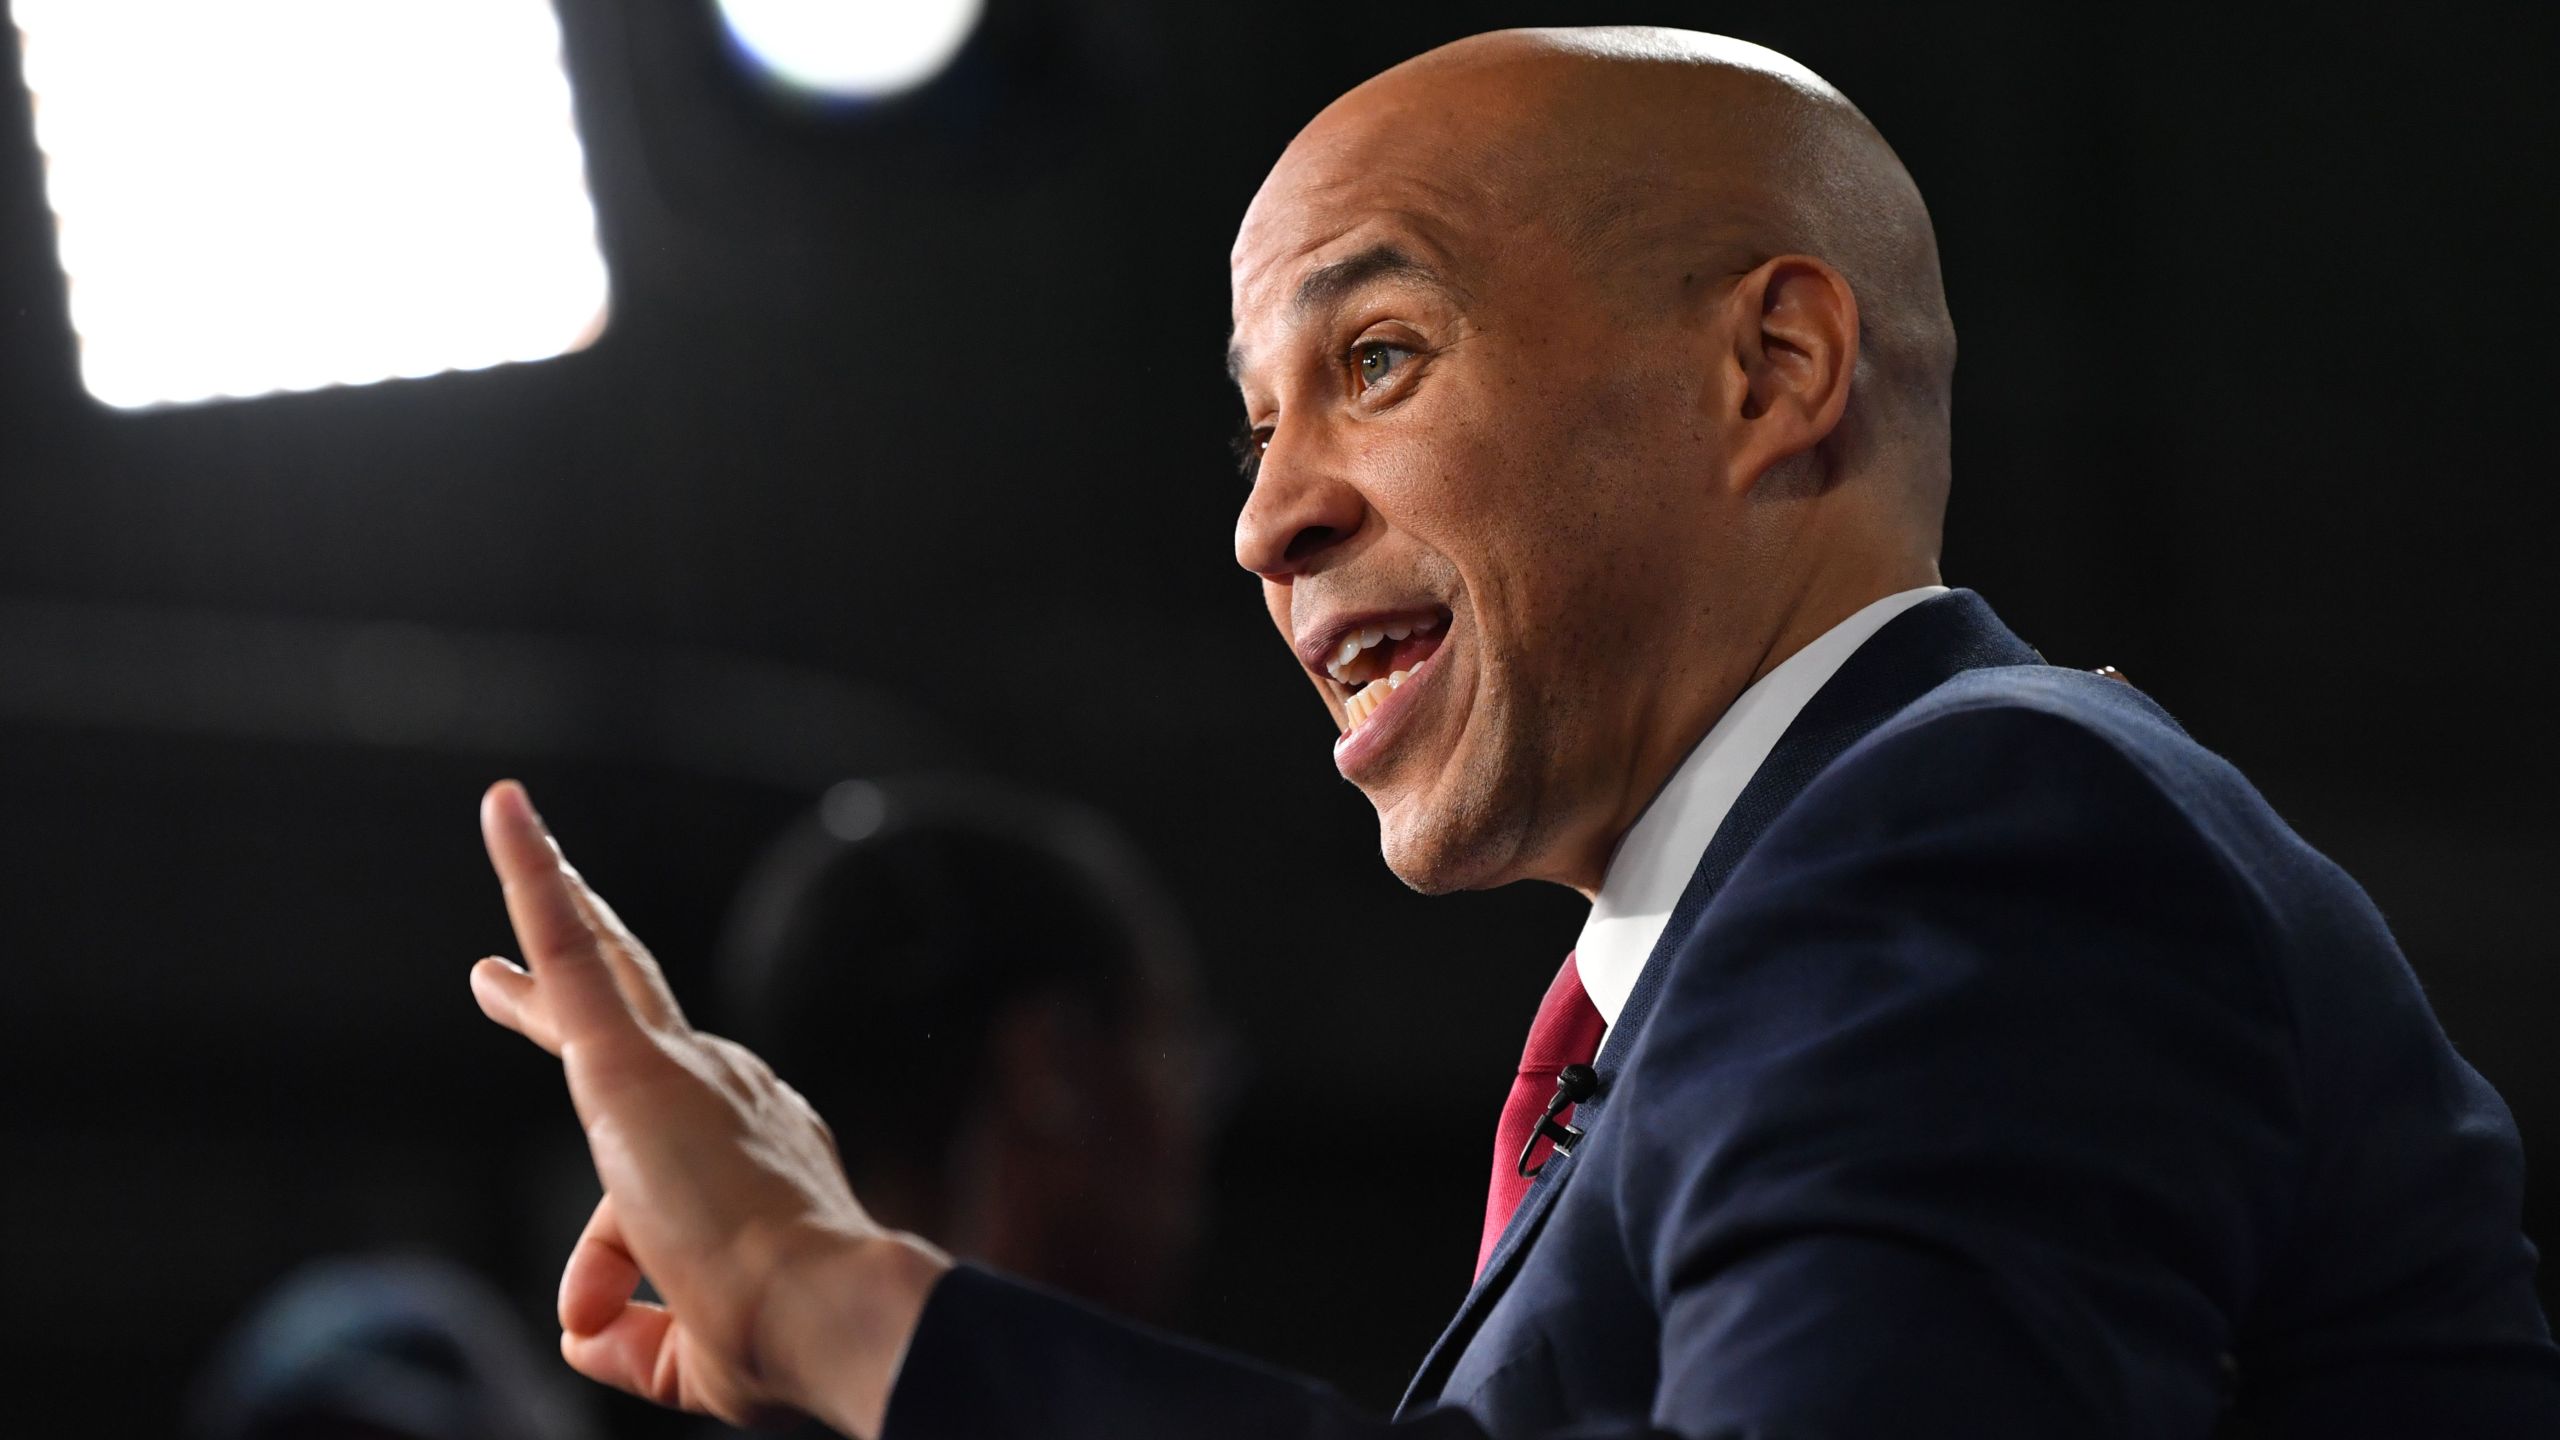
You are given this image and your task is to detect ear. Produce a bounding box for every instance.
[1721,254,1859,491]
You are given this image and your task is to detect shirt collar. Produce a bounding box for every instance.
[1575,586,1949,1042]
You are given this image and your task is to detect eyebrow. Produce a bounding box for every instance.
[1292,243,1443,314]
[1225,243,1456,384]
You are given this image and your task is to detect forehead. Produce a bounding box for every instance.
[1238,101,1510,275]
[1227,134,1501,381]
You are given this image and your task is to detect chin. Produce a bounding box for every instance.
[1372,775,1537,896]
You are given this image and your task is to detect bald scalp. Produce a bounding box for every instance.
[1326,27,1957,503]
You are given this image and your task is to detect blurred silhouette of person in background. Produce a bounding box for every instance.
[711,775,1221,1324]
[186,1254,595,1440]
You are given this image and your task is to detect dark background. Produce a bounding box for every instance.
[3,2,2554,1432]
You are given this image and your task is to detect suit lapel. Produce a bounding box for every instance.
[1394,590,2041,1416]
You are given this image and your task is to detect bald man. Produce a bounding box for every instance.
[464,28,2560,1440]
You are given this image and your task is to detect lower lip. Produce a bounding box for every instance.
[1332,651,1442,778]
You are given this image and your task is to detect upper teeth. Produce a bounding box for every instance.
[1325,613,1439,680]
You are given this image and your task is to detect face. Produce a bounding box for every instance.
[1227,99,1757,895]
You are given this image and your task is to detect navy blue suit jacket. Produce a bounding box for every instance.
[880,591,2560,1438]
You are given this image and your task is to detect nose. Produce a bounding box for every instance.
[1234,429,1366,581]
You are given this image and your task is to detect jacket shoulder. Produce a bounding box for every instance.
[1848,665,2333,924]
[1836,663,2293,873]
[1881,663,2206,779]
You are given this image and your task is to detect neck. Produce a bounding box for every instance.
[1551,549,1940,900]
[1753,547,1938,688]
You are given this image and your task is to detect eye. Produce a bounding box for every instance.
[1352,341,1412,391]
[1232,423,1271,483]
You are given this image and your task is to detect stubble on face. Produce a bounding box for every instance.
[1414,367,1724,897]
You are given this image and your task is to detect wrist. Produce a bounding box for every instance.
[759,1227,953,1440]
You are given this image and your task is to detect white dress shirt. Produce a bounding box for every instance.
[1577,586,1949,1056]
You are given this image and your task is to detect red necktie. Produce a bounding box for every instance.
[1478,952,1607,1277]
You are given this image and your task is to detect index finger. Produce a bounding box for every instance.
[481,780,644,1049]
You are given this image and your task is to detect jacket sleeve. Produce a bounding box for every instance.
[881,701,2303,1440]
[881,1264,1499,1440]
[1611,700,2301,1438]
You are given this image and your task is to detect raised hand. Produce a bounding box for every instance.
[468,780,950,1436]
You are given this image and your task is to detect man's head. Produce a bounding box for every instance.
[1228,28,1955,896]
[715,776,1216,1320]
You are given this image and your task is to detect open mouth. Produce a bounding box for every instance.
[1321,608,1450,735]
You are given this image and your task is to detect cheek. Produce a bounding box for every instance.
[1355,393,1522,584]
[1474,391,1696,671]
[1351,363,1496,515]
[1354,356,1681,642]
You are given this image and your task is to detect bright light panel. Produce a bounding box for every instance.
[13,0,610,410]
[714,0,984,101]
